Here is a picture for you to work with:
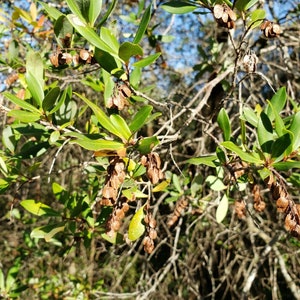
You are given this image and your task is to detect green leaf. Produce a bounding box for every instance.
[217,108,231,141]
[250,9,266,29]
[100,27,120,53]
[128,205,145,241]
[66,0,85,22]
[221,141,263,164]
[161,1,197,14]
[20,199,60,216]
[257,111,274,153]
[119,42,143,63]
[109,114,132,142]
[89,0,102,26]
[42,87,60,112]
[7,110,41,123]
[235,0,259,11]
[266,87,287,120]
[241,107,258,127]
[137,136,159,154]
[30,223,65,242]
[133,4,151,44]
[289,111,300,150]
[54,15,73,48]
[26,71,44,107]
[206,175,227,191]
[49,86,69,114]
[273,161,300,171]
[98,0,117,27]
[38,1,63,20]
[129,105,153,133]
[132,53,161,68]
[71,138,125,152]
[3,92,40,113]
[216,194,229,223]
[74,92,121,138]
[187,155,218,167]
[271,133,293,161]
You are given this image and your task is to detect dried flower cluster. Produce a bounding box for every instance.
[243,52,258,73]
[260,20,281,38]
[252,184,266,212]
[213,4,236,29]
[141,152,164,184]
[265,174,300,238]
[167,197,189,227]
[50,48,96,68]
[107,83,132,111]
[143,211,157,254]
[234,200,246,219]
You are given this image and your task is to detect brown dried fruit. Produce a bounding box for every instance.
[235,200,246,219]
[260,20,281,38]
[276,197,289,213]
[213,4,236,29]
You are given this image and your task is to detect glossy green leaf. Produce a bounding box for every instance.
[66,0,85,22]
[74,92,121,138]
[257,111,274,153]
[216,194,229,223]
[221,141,263,164]
[273,161,300,171]
[236,0,259,11]
[129,105,153,133]
[67,14,120,60]
[241,107,258,127]
[187,155,218,167]
[89,0,102,26]
[266,87,287,120]
[119,42,143,63]
[20,199,60,217]
[271,133,293,161]
[49,86,69,114]
[267,101,285,136]
[39,1,63,20]
[132,53,161,68]
[42,87,60,112]
[250,9,266,29]
[3,92,40,113]
[100,27,119,53]
[7,110,41,123]
[161,1,197,14]
[109,114,132,142]
[98,0,117,27]
[49,130,60,144]
[128,205,145,241]
[2,126,16,153]
[71,137,125,151]
[137,136,159,154]
[289,111,300,150]
[133,4,151,44]
[26,71,44,107]
[217,108,231,141]
[30,223,65,242]
[206,176,227,191]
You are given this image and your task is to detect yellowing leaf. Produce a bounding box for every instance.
[152,179,171,192]
[128,205,145,241]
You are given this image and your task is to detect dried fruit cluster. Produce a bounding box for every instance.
[260,20,281,38]
[50,48,96,68]
[167,197,188,228]
[213,4,237,29]
[141,152,164,184]
[234,200,246,219]
[243,52,258,73]
[143,211,158,254]
[265,174,300,238]
[107,83,132,111]
[252,184,266,212]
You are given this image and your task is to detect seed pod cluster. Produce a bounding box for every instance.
[213,4,236,29]
[223,159,248,185]
[265,174,300,238]
[141,152,164,184]
[106,83,132,111]
[260,20,281,38]
[252,184,266,212]
[234,200,246,219]
[106,198,130,237]
[243,52,258,73]
[143,212,157,254]
[167,197,189,228]
[49,48,96,68]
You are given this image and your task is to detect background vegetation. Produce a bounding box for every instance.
[0,0,300,299]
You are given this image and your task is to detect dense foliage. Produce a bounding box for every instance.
[0,0,300,299]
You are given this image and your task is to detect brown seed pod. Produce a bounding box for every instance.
[234,200,246,219]
[243,53,258,73]
[260,20,281,38]
[148,228,157,240]
[213,4,236,29]
[276,197,289,213]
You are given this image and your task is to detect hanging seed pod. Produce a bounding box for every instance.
[235,200,246,219]
[243,52,258,73]
[260,20,281,38]
[276,197,289,213]
[213,4,236,29]
[167,197,188,227]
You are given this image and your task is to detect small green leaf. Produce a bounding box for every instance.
[100,27,120,53]
[98,0,118,27]
[137,136,159,154]
[133,4,151,44]
[43,87,60,112]
[273,161,300,171]
[7,110,41,123]
[250,9,266,29]
[187,155,218,167]
[161,1,197,14]
[289,111,300,150]
[271,133,293,161]
[3,92,40,113]
[217,108,231,141]
[257,111,274,153]
[128,205,145,241]
[26,71,44,107]
[241,107,258,127]
[221,141,263,164]
[89,0,102,26]
[206,176,227,191]
[20,199,60,216]
[129,105,153,133]
[38,1,63,20]
[71,138,125,152]
[30,223,65,242]
[119,42,143,63]
[109,114,132,142]
[66,0,85,22]
[132,53,161,68]
[236,0,259,11]
[266,87,287,120]
[216,194,229,223]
